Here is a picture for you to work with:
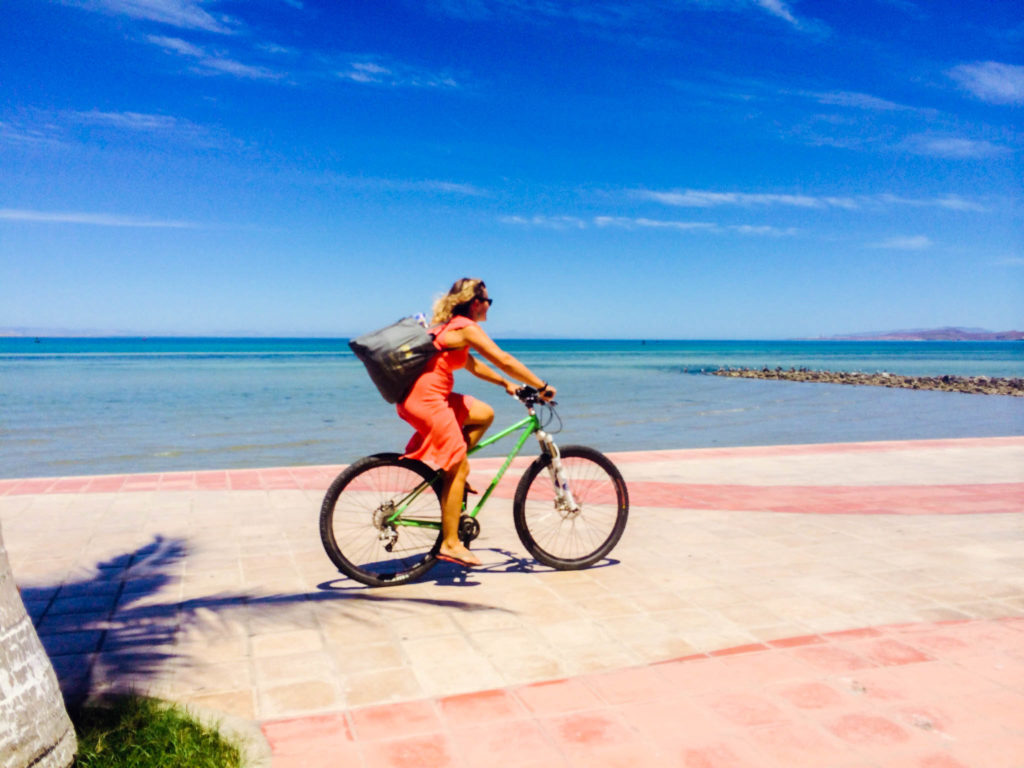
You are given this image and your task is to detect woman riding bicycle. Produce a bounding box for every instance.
[397,278,555,568]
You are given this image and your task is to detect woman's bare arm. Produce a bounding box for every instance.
[465,354,518,394]
[458,324,552,393]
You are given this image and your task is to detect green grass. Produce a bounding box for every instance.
[73,695,243,768]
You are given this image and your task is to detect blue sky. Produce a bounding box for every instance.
[1,0,1021,338]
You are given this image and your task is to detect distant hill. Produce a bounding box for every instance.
[827,327,1024,341]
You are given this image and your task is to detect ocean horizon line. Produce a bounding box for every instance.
[3,333,1023,344]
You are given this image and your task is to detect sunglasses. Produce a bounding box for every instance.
[476,297,493,306]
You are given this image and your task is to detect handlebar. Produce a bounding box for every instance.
[515,385,557,407]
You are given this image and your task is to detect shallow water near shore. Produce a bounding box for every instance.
[2,337,1022,478]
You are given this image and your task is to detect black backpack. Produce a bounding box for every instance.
[348,317,450,403]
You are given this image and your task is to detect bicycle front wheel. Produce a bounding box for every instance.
[513,445,629,570]
[319,453,443,587]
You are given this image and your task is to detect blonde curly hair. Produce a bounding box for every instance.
[432,278,487,324]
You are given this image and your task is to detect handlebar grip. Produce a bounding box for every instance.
[515,385,556,406]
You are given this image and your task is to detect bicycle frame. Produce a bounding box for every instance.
[385,409,549,529]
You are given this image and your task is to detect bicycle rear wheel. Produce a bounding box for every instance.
[319,453,443,587]
[513,445,629,569]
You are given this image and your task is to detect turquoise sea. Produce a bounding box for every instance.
[2,337,1022,479]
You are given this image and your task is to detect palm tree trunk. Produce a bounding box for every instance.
[0,522,77,768]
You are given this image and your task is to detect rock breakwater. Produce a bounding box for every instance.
[711,368,1024,397]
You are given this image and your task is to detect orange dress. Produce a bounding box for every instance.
[397,315,478,471]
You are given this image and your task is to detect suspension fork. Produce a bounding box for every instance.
[534,428,580,513]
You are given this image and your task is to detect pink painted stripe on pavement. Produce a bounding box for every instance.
[262,617,1024,768]
[606,435,1024,462]
[3,438,1022,516]
[3,469,1020,516]
[621,480,1024,515]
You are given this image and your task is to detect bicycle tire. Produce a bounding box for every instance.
[512,445,629,570]
[319,453,443,587]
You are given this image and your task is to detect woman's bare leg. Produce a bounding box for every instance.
[439,457,481,565]
[460,400,493,495]
[462,399,494,451]
[437,399,492,565]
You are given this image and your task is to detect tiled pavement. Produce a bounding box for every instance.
[1,436,1022,767]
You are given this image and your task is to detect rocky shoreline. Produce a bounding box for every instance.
[711,368,1024,397]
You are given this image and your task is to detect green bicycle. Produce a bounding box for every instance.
[319,387,629,587]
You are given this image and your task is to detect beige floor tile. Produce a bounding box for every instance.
[258,680,342,718]
[535,618,615,650]
[250,628,324,658]
[546,580,612,602]
[450,606,524,633]
[253,650,335,686]
[175,660,252,696]
[648,607,720,634]
[387,612,461,640]
[401,634,477,667]
[953,600,1019,619]
[627,635,702,663]
[561,644,640,675]
[184,690,256,720]
[467,627,552,660]
[628,590,694,613]
[343,667,425,707]
[712,602,789,627]
[511,598,584,624]
[413,656,505,698]
[576,595,644,619]
[328,641,406,674]
[677,626,761,653]
[176,636,249,664]
[494,654,568,685]
[248,603,319,633]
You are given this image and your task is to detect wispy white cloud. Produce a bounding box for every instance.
[69,110,183,132]
[1,109,231,151]
[635,189,848,209]
[64,109,233,148]
[730,224,799,236]
[635,188,990,212]
[500,215,587,230]
[801,89,933,115]
[673,77,929,116]
[0,209,197,228]
[67,0,236,34]
[903,135,1010,159]
[147,35,205,57]
[0,120,63,147]
[311,174,487,197]
[874,193,987,212]
[600,217,798,235]
[504,214,797,235]
[871,235,932,250]
[147,35,283,80]
[687,76,1014,162]
[414,180,487,196]
[337,60,459,89]
[367,178,487,196]
[430,0,821,34]
[948,61,1024,105]
[595,216,717,231]
[751,0,799,27]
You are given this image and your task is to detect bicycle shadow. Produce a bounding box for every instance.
[316,548,622,591]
